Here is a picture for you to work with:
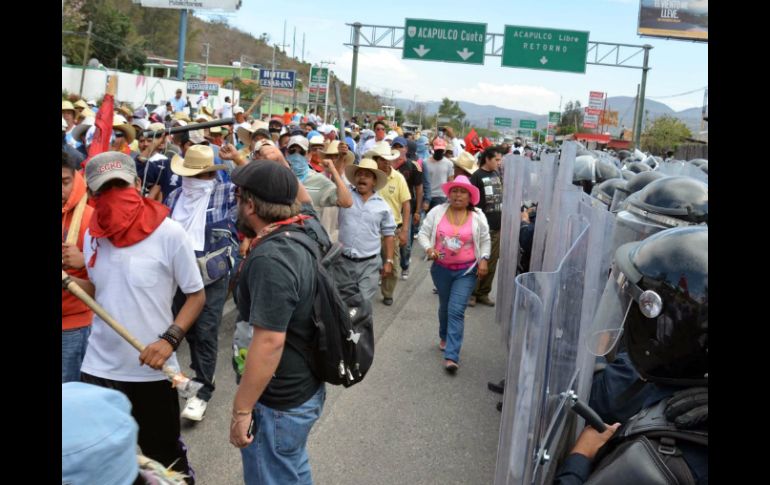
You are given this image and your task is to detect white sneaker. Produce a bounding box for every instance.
[401,270,410,280]
[181,396,207,421]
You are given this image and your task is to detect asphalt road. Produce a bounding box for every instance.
[177,243,507,484]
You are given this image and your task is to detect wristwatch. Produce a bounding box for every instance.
[385,259,394,265]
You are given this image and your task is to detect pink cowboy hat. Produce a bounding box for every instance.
[442,175,480,206]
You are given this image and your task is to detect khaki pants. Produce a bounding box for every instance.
[381,232,401,299]
[474,229,500,298]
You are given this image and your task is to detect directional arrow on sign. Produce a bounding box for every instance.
[540,56,548,65]
[413,45,431,57]
[457,48,474,61]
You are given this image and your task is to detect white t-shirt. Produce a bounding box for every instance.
[81,218,204,382]
[220,102,233,119]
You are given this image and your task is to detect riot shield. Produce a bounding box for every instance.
[528,152,558,272]
[495,213,590,485]
[657,160,708,183]
[496,154,546,346]
[538,142,578,273]
[573,198,617,422]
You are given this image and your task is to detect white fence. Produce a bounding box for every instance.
[62,66,240,111]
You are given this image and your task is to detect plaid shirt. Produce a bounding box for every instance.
[164,180,237,227]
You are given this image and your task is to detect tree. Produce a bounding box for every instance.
[557,100,583,135]
[437,97,466,133]
[641,115,692,155]
[394,108,405,126]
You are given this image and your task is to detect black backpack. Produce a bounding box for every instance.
[262,224,375,387]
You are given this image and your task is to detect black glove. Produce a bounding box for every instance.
[664,387,707,429]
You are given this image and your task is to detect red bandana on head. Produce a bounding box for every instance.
[87,187,169,267]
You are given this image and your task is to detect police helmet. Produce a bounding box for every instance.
[591,178,627,208]
[624,176,708,226]
[621,169,635,181]
[689,158,708,168]
[626,161,652,174]
[615,226,708,386]
[624,170,666,195]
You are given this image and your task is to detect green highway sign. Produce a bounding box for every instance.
[549,111,561,124]
[403,18,486,65]
[517,129,531,136]
[494,117,512,127]
[520,119,537,129]
[502,25,589,73]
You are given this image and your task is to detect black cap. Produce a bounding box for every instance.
[232,160,298,205]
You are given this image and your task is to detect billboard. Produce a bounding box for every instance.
[138,0,241,10]
[637,0,708,42]
[186,81,219,94]
[309,66,329,105]
[600,110,619,127]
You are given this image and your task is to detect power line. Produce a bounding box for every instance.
[647,86,707,99]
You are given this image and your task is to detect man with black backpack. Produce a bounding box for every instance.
[228,159,326,484]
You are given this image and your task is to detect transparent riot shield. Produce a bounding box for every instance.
[573,199,617,424]
[495,213,590,485]
[529,152,558,272]
[496,154,545,346]
[538,142,578,273]
[657,160,708,184]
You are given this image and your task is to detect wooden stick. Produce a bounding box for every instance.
[64,194,88,246]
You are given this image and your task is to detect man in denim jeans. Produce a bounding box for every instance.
[165,145,239,422]
[62,152,94,382]
[229,160,325,485]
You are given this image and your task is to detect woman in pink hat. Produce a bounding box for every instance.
[417,175,491,373]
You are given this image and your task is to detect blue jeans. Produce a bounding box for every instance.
[241,384,326,485]
[400,217,412,271]
[430,263,477,363]
[174,276,229,402]
[62,325,91,383]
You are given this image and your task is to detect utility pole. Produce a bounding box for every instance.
[633,45,653,149]
[631,83,640,145]
[202,43,210,81]
[176,9,188,80]
[78,20,93,97]
[292,27,296,59]
[700,87,708,132]
[302,33,305,62]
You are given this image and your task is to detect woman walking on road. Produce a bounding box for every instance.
[418,175,491,373]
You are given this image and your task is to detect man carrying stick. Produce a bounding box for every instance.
[67,151,205,484]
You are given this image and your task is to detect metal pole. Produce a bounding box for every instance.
[324,71,331,123]
[634,45,652,149]
[292,27,296,59]
[631,83,640,146]
[302,33,305,62]
[176,9,188,80]
[202,43,210,81]
[269,45,276,117]
[350,23,361,121]
[78,21,92,97]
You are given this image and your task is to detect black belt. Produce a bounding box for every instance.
[342,253,378,262]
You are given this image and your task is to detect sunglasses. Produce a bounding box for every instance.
[288,147,306,156]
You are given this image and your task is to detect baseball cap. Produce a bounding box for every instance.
[85,152,138,192]
[391,136,408,148]
[287,135,309,152]
[231,160,298,205]
[233,106,245,115]
[62,382,139,485]
[433,138,447,150]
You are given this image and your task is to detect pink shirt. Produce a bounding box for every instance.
[435,211,476,267]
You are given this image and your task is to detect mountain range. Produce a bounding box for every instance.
[392,96,706,136]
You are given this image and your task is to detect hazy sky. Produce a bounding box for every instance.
[195,0,707,115]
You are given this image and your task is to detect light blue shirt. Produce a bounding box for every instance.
[169,96,186,113]
[338,188,396,258]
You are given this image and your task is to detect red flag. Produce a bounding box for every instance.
[481,137,493,149]
[464,128,482,155]
[81,93,115,170]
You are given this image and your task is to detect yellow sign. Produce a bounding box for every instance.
[600,110,619,127]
